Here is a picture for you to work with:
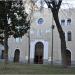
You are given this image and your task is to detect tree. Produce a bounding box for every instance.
[0,36,4,45]
[44,0,67,67]
[0,1,30,63]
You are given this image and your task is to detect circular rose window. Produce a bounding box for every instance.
[38,18,44,25]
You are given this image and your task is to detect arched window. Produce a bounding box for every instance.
[67,18,71,26]
[1,50,4,59]
[61,19,65,26]
[65,49,71,66]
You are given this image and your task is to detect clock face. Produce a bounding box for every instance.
[38,18,44,25]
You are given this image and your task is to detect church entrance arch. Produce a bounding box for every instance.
[34,42,44,64]
[14,49,20,63]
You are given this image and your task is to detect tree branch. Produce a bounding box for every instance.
[51,0,56,8]
[57,0,62,11]
[44,0,53,9]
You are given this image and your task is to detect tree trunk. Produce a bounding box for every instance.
[4,16,8,64]
[52,10,67,67]
[4,31,8,64]
[3,1,9,64]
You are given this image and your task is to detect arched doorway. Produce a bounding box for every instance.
[14,49,20,62]
[34,42,44,64]
[65,50,71,66]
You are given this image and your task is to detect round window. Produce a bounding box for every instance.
[38,18,44,25]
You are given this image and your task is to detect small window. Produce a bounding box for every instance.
[67,31,72,41]
[67,18,71,25]
[61,19,65,26]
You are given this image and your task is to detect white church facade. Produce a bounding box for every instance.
[0,1,75,66]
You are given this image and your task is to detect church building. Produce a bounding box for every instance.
[0,0,75,66]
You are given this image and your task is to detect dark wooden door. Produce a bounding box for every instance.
[14,49,20,62]
[34,42,44,64]
[66,50,71,66]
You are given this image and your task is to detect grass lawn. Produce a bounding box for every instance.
[0,63,75,74]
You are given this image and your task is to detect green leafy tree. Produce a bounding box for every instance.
[0,1,30,63]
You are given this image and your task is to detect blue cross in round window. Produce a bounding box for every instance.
[38,18,44,24]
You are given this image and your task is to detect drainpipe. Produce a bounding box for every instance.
[28,29,30,64]
[51,25,54,65]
